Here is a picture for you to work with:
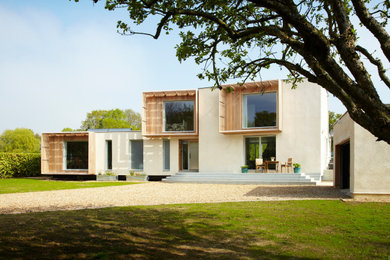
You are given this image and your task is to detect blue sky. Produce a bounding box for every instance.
[0,1,388,134]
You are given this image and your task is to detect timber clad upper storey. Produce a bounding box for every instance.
[219,80,282,134]
[142,90,198,137]
[142,80,282,137]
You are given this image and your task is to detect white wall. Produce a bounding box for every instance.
[334,114,390,195]
[275,80,328,173]
[93,131,143,175]
[143,138,180,175]
[353,123,390,194]
[198,88,244,173]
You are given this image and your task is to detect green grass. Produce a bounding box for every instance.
[0,200,389,259]
[0,178,138,194]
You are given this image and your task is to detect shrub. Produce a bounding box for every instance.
[0,153,41,178]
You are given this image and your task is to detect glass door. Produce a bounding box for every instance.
[245,137,259,169]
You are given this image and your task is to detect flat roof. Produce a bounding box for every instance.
[42,129,141,135]
[42,132,88,136]
[88,128,138,133]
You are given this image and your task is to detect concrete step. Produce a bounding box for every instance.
[163,172,318,185]
[303,172,322,181]
[322,169,334,181]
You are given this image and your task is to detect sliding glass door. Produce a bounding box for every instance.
[245,136,276,169]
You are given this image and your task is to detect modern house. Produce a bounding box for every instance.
[41,79,330,180]
[333,113,390,199]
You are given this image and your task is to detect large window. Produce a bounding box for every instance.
[164,101,194,131]
[163,139,170,171]
[130,140,143,170]
[243,92,277,128]
[65,141,88,170]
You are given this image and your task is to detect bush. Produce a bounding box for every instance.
[0,153,41,178]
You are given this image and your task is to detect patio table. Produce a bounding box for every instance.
[265,161,280,172]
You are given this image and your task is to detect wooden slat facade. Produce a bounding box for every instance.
[41,133,89,174]
[142,90,198,137]
[219,80,282,134]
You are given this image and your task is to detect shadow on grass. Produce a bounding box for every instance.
[0,206,310,260]
[245,186,349,199]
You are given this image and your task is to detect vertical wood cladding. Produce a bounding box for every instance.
[143,90,198,137]
[41,133,89,174]
[219,80,281,134]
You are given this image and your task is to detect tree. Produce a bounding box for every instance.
[329,111,343,132]
[125,109,142,130]
[0,128,41,153]
[87,0,390,144]
[81,109,141,130]
[62,127,75,132]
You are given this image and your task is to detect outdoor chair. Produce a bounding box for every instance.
[281,158,293,173]
[255,158,266,173]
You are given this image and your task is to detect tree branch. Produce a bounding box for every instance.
[352,0,390,61]
[356,45,390,89]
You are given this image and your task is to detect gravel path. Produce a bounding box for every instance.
[0,183,347,214]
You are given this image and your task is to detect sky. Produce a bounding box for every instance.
[0,1,388,134]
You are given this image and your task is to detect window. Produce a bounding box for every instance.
[106,140,112,170]
[130,140,143,170]
[65,141,88,170]
[243,92,277,128]
[163,139,170,171]
[164,101,194,131]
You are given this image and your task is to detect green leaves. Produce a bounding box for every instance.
[81,109,141,130]
[0,128,40,153]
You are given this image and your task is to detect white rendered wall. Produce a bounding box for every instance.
[144,138,179,175]
[335,114,390,194]
[274,80,328,173]
[93,131,143,175]
[353,122,390,194]
[198,88,244,173]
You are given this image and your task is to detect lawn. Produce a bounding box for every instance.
[0,200,389,259]
[0,178,138,194]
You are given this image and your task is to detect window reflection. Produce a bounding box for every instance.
[66,141,88,170]
[164,101,194,131]
[244,92,277,128]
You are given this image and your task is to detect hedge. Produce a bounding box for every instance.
[0,153,41,178]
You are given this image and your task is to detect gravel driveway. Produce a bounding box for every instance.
[0,183,348,214]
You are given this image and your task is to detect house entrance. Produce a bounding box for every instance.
[335,141,350,189]
[179,140,199,171]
